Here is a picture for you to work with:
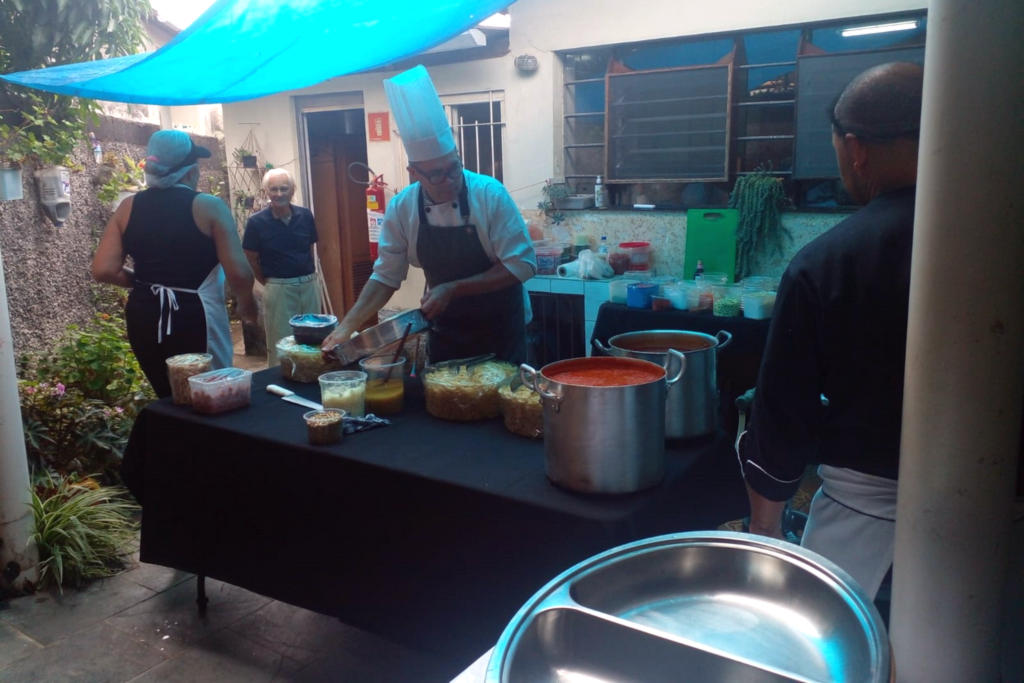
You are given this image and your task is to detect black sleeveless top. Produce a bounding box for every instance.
[123,187,219,289]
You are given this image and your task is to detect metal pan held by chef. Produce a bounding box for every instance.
[326,308,430,366]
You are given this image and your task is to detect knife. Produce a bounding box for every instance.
[266,384,323,410]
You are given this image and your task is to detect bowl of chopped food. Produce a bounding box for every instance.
[422,358,517,421]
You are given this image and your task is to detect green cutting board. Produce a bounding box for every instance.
[684,209,738,282]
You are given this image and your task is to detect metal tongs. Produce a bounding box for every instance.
[423,353,495,372]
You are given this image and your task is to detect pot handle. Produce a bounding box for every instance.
[664,348,686,389]
[520,363,560,403]
[715,329,733,351]
[591,338,612,355]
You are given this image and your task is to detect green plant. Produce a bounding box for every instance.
[232,147,255,164]
[0,0,150,167]
[18,378,137,476]
[0,91,93,167]
[729,169,792,278]
[29,472,140,591]
[537,179,568,224]
[30,312,153,407]
[206,175,226,199]
[96,154,145,203]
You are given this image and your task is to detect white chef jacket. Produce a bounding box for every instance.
[370,170,536,290]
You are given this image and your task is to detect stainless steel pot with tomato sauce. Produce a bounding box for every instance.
[594,329,731,440]
[520,354,684,494]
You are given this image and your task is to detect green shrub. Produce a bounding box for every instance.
[31,311,153,407]
[18,380,134,478]
[29,472,140,591]
[18,310,153,481]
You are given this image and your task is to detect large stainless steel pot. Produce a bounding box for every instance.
[520,353,684,494]
[594,329,732,439]
[487,531,891,682]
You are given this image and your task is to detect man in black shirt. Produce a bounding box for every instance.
[738,62,924,598]
[242,168,321,364]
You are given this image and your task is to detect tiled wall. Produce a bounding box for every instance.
[524,209,850,279]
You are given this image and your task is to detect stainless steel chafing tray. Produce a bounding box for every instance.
[486,531,890,682]
[326,308,429,366]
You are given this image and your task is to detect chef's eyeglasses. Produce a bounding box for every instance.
[411,159,463,184]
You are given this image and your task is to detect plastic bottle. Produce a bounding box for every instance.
[597,236,609,261]
[89,132,102,164]
[594,175,609,210]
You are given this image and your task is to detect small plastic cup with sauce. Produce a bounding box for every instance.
[304,408,346,445]
[359,356,406,415]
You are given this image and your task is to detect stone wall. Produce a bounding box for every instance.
[0,118,226,361]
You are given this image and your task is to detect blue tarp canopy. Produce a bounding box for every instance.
[1,0,513,105]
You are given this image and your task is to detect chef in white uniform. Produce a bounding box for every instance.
[322,65,535,364]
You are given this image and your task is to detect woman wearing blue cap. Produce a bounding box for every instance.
[92,129,257,397]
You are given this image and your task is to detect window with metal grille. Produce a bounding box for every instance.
[444,90,505,182]
[559,12,926,209]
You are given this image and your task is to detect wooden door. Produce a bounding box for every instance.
[308,131,375,323]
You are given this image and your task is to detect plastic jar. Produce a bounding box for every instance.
[535,245,563,275]
[626,282,658,309]
[618,241,652,271]
[712,283,743,316]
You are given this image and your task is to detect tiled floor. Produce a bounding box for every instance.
[0,559,460,682]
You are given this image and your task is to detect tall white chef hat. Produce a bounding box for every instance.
[384,65,456,163]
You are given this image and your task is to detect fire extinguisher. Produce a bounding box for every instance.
[366,173,387,260]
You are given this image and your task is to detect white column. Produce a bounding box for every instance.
[891,0,1024,680]
[0,246,38,590]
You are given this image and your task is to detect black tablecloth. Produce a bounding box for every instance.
[591,303,771,433]
[122,366,747,669]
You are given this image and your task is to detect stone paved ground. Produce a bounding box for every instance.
[0,558,457,682]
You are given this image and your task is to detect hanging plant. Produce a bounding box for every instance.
[729,169,791,279]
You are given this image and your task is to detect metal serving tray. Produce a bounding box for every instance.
[326,308,429,366]
[486,532,889,682]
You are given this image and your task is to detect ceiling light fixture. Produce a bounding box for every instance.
[841,20,919,37]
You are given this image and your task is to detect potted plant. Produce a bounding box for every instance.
[538,179,569,225]
[729,169,791,279]
[235,190,255,210]
[96,154,145,208]
[233,147,258,169]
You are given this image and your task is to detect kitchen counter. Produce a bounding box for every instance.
[122,366,747,675]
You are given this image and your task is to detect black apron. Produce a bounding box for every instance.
[416,177,526,364]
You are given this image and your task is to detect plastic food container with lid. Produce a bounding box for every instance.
[743,290,777,319]
[422,360,517,421]
[535,244,564,275]
[277,336,342,383]
[166,353,213,405]
[289,313,338,346]
[626,282,658,309]
[618,241,652,271]
[712,283,742,316]
[188,367,252,414]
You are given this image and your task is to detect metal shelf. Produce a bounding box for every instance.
[736,99,795,107]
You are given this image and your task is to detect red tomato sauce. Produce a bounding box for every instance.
[548,366,662,387]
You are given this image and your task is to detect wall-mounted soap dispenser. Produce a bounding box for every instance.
[35,166,71,226]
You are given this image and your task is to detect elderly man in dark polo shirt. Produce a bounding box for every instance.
[242,168,321,364]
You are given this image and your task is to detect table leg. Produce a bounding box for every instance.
[196,573,208,615]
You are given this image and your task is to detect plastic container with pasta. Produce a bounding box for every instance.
[166,353,213,405]
[422,361,516,421]
[276,336,342,383]
[498,383,543,438]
